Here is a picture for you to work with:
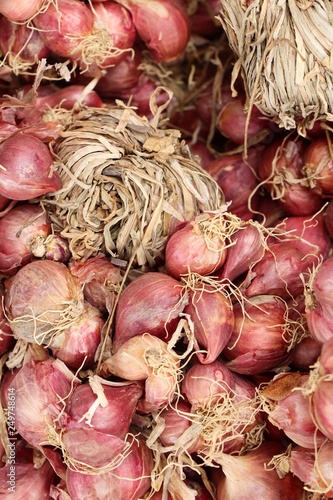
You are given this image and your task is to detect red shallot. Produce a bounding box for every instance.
[303,135,333,196]
[305,256,333,343]
[182,274,234,364]
[258,136,323,216]
[66,434,153,500]
[223,295,294,375]
[0,133,61,200]
[0,0,43,22]
[7,356,80,448]
[113,271,187,351]
[101,333,180,413]
[0,203,51,275]
[214,441,304,500]
[116,0,190,62]
[260,372,327,449]
[165,212,229,280]
[242,241,310,299]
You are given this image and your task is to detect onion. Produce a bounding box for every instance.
[48,301,104,369]
[218,222,265,282]
[272,213,331,266]
[165,212,229,280]
[303,135,333,196]
[116,0,190,62]
[181,359,235,408]
[205,148,261,220]
[94,51,142,98]
[0,291,14,356]
[305,256,333,343]
[33,85,104,110]
[223,295,294,375]
[187,141,215,170]
[214,442,304,500]
[7,356,80,448]
[188,0,221,37]
[0,0,43,22]
[217,93,274,146]
[182,275,234,364]
[0,203,51,275]
[0,458,56,499]
[69,253,123,313]
[101,334,180,413]
[258,136,323,216]
[175,361,263,458]
[66,380,142,438]
[291,336,322,372]
[324,198,333,239]
[307,339,333,442]
[66,434,153,500]
[0,133,61,200]
[158,399,195,448]
[5,258,105,369]
[289,442,333,497]
[242,241,310,299]
[0,16,50,71]
[260,372,327,449]
[113,272,187,352]
[91,1,136,69]
[4,260,84,346]
[32,0,96,70]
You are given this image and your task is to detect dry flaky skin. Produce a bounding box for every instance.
[42,102,224,267]
[218,0,333,134]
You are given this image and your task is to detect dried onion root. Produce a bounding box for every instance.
[42,100,224,267]
[218,0,333,135]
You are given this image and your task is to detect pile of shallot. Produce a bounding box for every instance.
[1,1,333,499]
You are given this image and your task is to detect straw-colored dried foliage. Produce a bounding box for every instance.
[43,103,224,267]
[219,0,333,134]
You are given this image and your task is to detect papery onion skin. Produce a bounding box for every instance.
[113,272,187,351]
[183,284,234,364]
[117,0,190,62]
[0,133,61,200]
[223,295,293,375]
[0,459,56,499]
[165,214,228,280]
[66,435,153,500]
[4,260,84,346]
[324,198,333,239]
[0,203,51,275]
[8,357,80,448]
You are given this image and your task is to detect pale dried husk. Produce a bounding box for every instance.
[218,0,333,134]
[42,101,224,267]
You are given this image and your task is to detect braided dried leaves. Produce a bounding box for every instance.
[218,0,333,134]
[43,103,224,267]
